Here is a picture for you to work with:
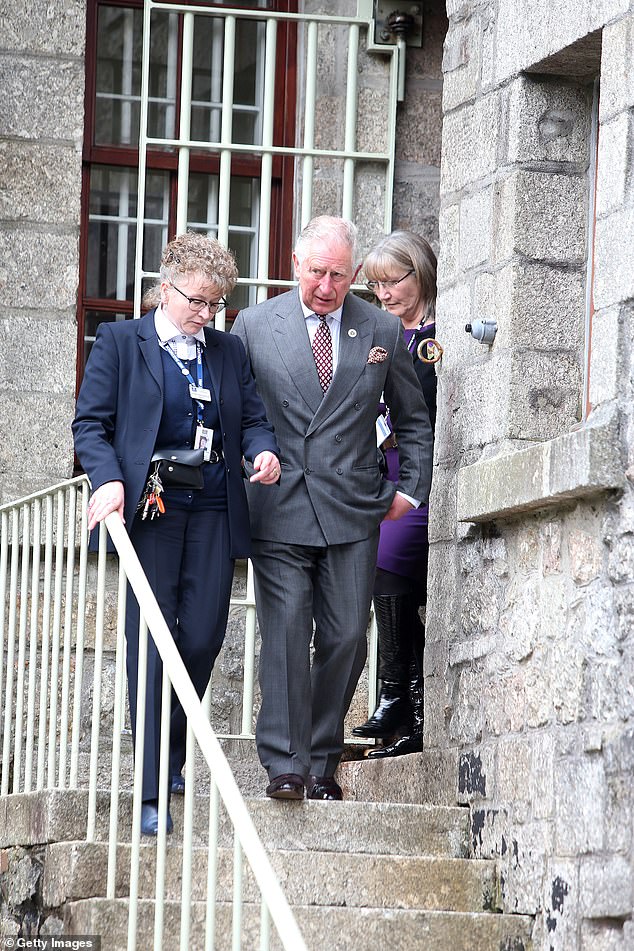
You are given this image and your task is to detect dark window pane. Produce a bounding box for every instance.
[84,310,132,364]
[95,5,176,146]
[86,166,169,300]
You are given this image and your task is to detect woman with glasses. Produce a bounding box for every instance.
[352,230,437,758]
[73,232,280,834]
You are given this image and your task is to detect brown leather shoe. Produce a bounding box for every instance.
[307,775,343,801]
[265,773,305,800]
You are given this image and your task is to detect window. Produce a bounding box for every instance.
[78,0,297,368]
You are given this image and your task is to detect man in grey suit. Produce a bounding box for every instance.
[232,216,433,801]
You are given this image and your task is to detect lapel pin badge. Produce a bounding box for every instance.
[348,328,357,337]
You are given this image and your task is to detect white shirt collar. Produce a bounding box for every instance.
[299,298,343,324]
[154,303,207,346]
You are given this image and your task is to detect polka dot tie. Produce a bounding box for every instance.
[312,314,333,392]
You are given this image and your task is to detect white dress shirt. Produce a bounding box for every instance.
[154,304,206,360]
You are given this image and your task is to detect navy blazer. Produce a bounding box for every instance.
[73,309,279,558]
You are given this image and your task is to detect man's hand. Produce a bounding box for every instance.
[383,493,414,522]
[87,480,125,530]
[250,451,281,485]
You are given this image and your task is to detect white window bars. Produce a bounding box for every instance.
[133,0,402,322]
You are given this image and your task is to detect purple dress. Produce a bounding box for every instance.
[376,324,434,582]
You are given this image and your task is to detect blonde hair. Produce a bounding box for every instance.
[160,231,239,297]
[363,231,437,320]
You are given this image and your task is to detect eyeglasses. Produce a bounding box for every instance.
[365,269,414,291]
[169,282,226,313]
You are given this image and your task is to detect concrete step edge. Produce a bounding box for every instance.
[43,840,499,913]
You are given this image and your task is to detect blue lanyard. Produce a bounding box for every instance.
[161,340,206,423]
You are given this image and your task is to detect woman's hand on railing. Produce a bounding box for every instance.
[249,451,281,485]
[87,480,125,530]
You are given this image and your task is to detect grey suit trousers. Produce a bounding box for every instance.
[252,532,379,780]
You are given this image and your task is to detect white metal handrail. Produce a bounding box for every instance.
[0,477,308,948]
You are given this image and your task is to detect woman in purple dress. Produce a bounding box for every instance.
[352,231,437,757]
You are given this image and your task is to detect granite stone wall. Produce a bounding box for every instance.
[426,1,634,947]
[0,1,86,503]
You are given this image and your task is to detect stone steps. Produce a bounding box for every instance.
[64,897,534,951]
[0,790,471,858]
[42,840,496,912]
[1,787,533,949]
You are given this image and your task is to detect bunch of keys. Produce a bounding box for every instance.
[138,468,166,520]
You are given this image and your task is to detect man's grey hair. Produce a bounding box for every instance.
[294,215,358,266]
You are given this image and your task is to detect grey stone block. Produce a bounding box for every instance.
[395,88,443,166]
[0,390,76,492]
[456,409,624,523]
[507,348,582,440]
[596,112,632,217]
[600,14,634,122]
[442,10,481,112]
[1,0,87,56]
[494,170,587,265]
[440,92,501,195]
[0,141,82,225]
[0,54,85,143]
[554,756,606,854]
[338,748,459,806]
[493,0,628,85]
[0,229,80,311]
[392,169,441,245]
[594,203,634,310]
[505,74,592,165]
[477,259,586,352]
[459,186,493,270]
[0,315,77,396]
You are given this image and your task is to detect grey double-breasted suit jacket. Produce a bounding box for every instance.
[232,289,433,546]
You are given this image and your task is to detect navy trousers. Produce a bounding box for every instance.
[125,508,234,801]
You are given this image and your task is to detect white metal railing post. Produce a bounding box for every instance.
[107,562,128,900]
[204,782,220,950]
[128,615,150,951]
[217,15,236,249]
[255,17,277,304]
[300,19,318,229]
[342,24,360,221]
[37,494,54,788]
[153,661,172,949]
[24,498,42,792]
[0,510,8,769]
[1,509,19,795]
[86,522,108,839]
[59,486,77,786]
[180,723,196,949]
[133,0,153,318]
[47,491,65,787]
[240,560,257,736]
[176,11,194,235]
[13,503,31,793]
[232,832,244,951]
[70,481,90,787]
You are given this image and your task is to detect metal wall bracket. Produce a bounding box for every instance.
[373,1,423,47]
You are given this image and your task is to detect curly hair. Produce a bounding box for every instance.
[159,231,239,297]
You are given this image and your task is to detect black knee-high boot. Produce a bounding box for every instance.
[352,594,413,739]
[367,599,425,757]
